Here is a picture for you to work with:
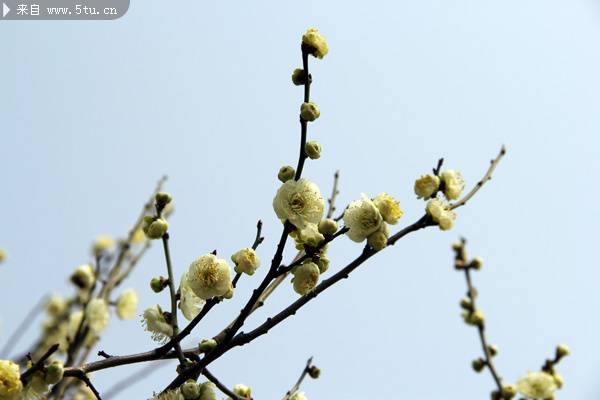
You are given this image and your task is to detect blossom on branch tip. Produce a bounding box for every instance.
[516,372,557,399]
[86,298,109,333]
[414,174,440,199]
[116,288,139,320]
[186,254,233,300]
[0,360,23,398]
[441,170,465,201]
[343,195,383,242]
[179,272,206,321]
[231,248,260,276]
[302,27,328,59]
[556,344,570,358]
[273,179,325,230]
[292,262,320,295]
[300,102,320,122]
[142,305,174,342]
[373,193,403,225]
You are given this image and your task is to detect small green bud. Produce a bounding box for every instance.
[316,256,330,274]
[150,277,167,293]
[198,382,217,400]
[471,358,486,373]
[462,309,485,327]
[155,192,173,210]
[44,360,64,385]
[308,365,321,379]
[199,338,217,353]
[300,102,320,122]
[470,256,483,270]
[318,219,338,236]
[556,344,570,358]
[451,241,464,251]
[278,165,296,183]
[143,217,169,239]
[501,384,517,399]
[291,68,307,86]
[181,379,201,400]
[488,344,498,357]
[304,141,322,160]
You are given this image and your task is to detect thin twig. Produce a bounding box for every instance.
[450,146,506,210]
[20,343,59,383]
[251,220,265,250]
[69,369,102,400]
[202,368,244,400]
[282,357,313,400]
[326,171,340,219]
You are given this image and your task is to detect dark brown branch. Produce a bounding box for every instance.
[326,171,340,219]
[69,369,102,400]
[251,220,265,250]
[202,368,245,400]
[20,343,59,383]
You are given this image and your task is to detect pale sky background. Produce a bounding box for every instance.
[1,1,600,399]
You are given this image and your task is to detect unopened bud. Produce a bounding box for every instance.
[318,219,338,236]
[143,217,169,239]
[488,344,498,357]
[278,165,296,183]
[292,68,308,86]
[459,297,472,310]
[300,102,320,122]
[155,192,173,210]
[150,277,167,293]
[199,381,217,400]
[308,365,321,379]
[501,384,517,399]
[471,358,486,373]
[556,344,570,358]
[199,338,217,353]
[304,141,322,160]
[470,256,483,270]
[44,361,64,385]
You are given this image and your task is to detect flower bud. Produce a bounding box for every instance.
[462,309,485,327]
[198,382,217,400]
[471,358,485,373]
[304,141,322,160]
[459,297,472,310]
[278,165,296,183]
[150,277,167,293]
[552,373,564,389]
[502,384,517,399]
[143,217,169,240]
[44,360,64,385]
[91,235,115,257]
[414,174,440,199]
[488,344,498,357]
[70,264,95,289]
[367,225,389,252]
[292,68,308,86]
[302,28,329,59]
[155,192,173,210]
[316,256,330,274]
[300,102,320,122]
[199,338,217,353]
[318,219,338,236]
[470,257,483,270]
[308,365,321,379]
[233,384,251,399]
[181,379,201,400]
[556,344,570,358]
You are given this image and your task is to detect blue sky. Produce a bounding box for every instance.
[1,1,600,398]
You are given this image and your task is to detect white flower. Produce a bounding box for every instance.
[142,305,173,342]
[290,392,308,400]
[372,193,403,225]
[0,359,23,398]
[302,27,328,59]
[186,254,233,300]
[273,179,325,230]
[45,295,67,317]
[426,198,456,231]
[343,195,383,242]
[516,371,557,399]
[414,174,440,199]
[231,248,261,276]
[178,272,206,321]
[292,262,320,295]
[85,298,109,333]
[116,289,138,320]
[441,170,465,200]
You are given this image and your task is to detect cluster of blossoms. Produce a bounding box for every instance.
[0,358,65,400]
[414,169,465,230]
